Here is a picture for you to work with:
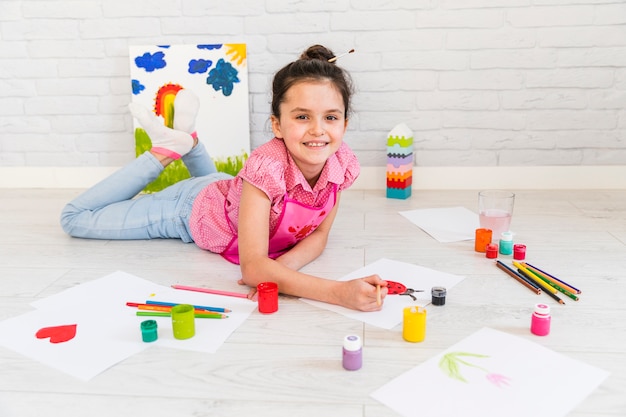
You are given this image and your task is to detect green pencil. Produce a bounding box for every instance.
[136,311,228,319]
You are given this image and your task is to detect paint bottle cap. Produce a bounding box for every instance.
[486,243,498,259]
[534,303,550,316]
[513,244,526,260]
[140,319,158,343]
[343,334,362,351]
[500,231,514,241]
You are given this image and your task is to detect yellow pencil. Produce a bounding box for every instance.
[513,261,565,305]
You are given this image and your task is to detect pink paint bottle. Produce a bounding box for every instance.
[530,303,551,336]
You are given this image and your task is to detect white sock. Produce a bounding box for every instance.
[129,102,193,160]
[173,89,200,134]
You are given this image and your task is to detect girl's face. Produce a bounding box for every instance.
[271,79,348,186]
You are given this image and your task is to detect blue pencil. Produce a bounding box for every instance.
[146,300,231,313]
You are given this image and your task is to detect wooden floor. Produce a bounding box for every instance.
[0,188,625,417]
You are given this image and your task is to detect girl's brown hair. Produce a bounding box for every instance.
[271,45,354,119]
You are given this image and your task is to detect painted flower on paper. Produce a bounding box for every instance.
[439,351,511,388]
[486,373,511,388]
[206,58,239,96]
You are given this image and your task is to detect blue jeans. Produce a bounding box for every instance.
[60,142,232,242]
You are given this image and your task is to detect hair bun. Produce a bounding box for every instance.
[300,45,335,62]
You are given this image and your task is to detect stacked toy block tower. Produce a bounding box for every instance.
[386,123,414,199]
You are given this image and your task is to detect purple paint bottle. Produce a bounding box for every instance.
[530,303,551,336]
[342,334,362,371]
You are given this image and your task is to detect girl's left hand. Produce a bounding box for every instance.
[237,278,258,301]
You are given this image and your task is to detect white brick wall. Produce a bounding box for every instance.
[1,0,625,170]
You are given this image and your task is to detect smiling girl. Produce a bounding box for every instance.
[61,45,387,311]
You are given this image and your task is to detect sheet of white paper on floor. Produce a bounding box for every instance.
[0,271,256,381]
[301,258,465,329]
[399,206,479,242]
[371,327,610,417]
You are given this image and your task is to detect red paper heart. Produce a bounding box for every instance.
[36,324,77,344]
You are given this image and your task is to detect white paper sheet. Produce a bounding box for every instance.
[0,271,256,380]
[399,206,479,242]
[301,258,465,329]
[371,327,610,417]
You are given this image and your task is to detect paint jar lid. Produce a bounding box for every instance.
[534,303,550,315]
[431,286,447,297]
[140,319,158,343]
[343,334,362,351]
[486,243,498,259]
[500,231,514,241]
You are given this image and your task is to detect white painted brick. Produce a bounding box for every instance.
[2,19,80,41]
[25,96,99,115]
[266,0,349,12]
[28,40,106,58]
[538,27,626,48]
[594,4,626,25]
[507,6,595,27]
[162,17,244,35]
[558,47,626,68]
[439,70,525,90]
[499,149,583,165]
[442,111,526,130]
[357,30,445,51]
[502,90,587,110]
[246,14,330,34]
[588,91,626,110]
[527,110,616,130]
[526,69,613,88]
[0,1,21,21]
[1,116,51,134]
[23,1,101,18]
[36,78,111,97]
[447,29,536,50]
[415,10,503,28]
[0,79,37,97]
[352,92,416,112]
[0,41,28,58]
[79,18,162,39]
[356,71,435,92]
[384,51,468,71]
[417,91,499,110]
[352,0,431,10]
[471,49,557,69]
[330,11,415,31]
[0,98,24,115]
[182,1,265,17]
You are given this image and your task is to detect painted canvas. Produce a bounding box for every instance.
[129,43,250,192]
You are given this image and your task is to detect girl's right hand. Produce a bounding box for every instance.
[339,275,387,312]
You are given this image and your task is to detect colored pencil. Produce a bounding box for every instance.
[522,268,579,301]
[136,311,228,319]
[513,261,565,305]
[495,261,541,295]
[523,263,581,294]
[146,300,231,313]
[126,302,214,314]
[171,284,249,299]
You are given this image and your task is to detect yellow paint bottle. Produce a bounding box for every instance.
[403,306,426,342]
